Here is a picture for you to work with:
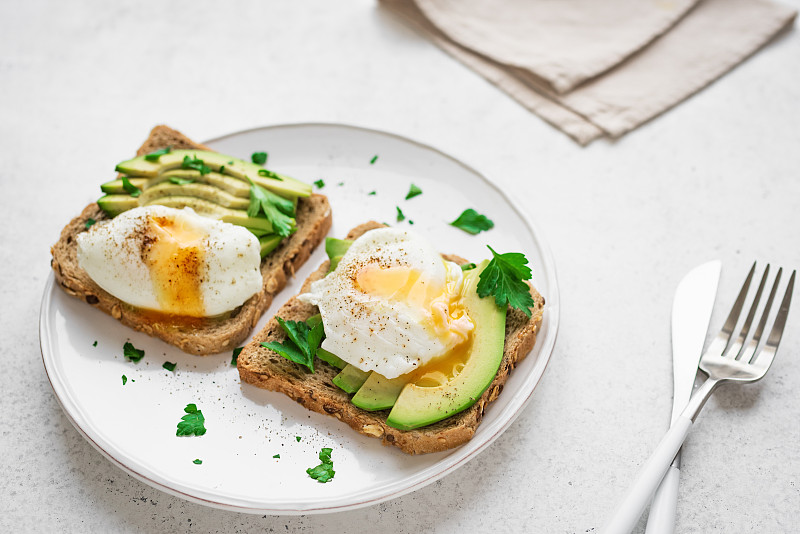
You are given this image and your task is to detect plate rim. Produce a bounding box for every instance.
[40,122,560,515]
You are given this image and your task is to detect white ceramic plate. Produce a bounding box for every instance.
[40,123,560,514]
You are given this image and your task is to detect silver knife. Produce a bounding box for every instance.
[644,260,720,534]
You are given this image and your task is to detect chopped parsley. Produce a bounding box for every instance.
[193,459,203,465]
[450,208,494,235]
[176,404,207,436]
[247,179,296,238]
[313,179,325,189]
[396,206,406,222]
[85,218,96,229]
[231,347,243,366]
[251,152,268,165]
[219,165,226,174]
[144,146,171,162]
[261,318,324,373]
[337,182,344,186]
[121,375,127,385]
[296,436,302,442]
[476,246,535,317]
[121,176,141,197]
[306,447,335,483]
[368,191,376,196]
[257,168,282,180]
[123,342,145,363]
[405,184,422,200]
[162,361,177,372]
[370,155,378,165]
[181,155,211,175]
[168,176,195,185]
[273,454,280,459]
[461,263,477,271]
[92,340,98,347]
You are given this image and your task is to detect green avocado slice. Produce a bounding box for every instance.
[115,150,311,199]
[139,182,249,210]
[325,237,353,273]
[332,365,371,394]
[386,260,506,430]
[259,235,282,258]
[351,372,407,412]
[97,194,139,216]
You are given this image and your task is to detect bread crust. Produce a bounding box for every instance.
[49,125,332,355]
[237,222,545,454]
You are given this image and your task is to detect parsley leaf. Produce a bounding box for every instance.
[123,342,144,362]
[257,168,282,180]
[306,447,335,483]
[169,176,195,185]
[313,179,325,189]
[92,340,98,347]
[251,152,268,165]
[405,184,422,200]
[85,218,96,229]
[296,436,302,442]
[476,246,535,317]
[396,206,406,222]
[273,454,280,459]
[163,361,176,372]
[144,147,171,162]
[450,209,494,235]
[181,155,211,175]
[370,155,378,164]
[193,459,203,465]
[121,176,142,197]
[261,318,324,373]
[461,263,477,271]
[368,191,376,196]
[219,165,226,174]
[176,403,206,436]
[231,347,242,366]
[246,179,296,238]
[121,375,127,385]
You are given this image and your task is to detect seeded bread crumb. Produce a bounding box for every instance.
[237,221,545,454]
[50,125,332,355]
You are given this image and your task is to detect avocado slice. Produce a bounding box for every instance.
[332,365,371,394]
[259,234,282,258]
[152,170,251,198]
[141,196,273,231]
[115,150,312,199]
[139,182,249,210]
[325,237,353,272]
[351,372,407,412]
[386,260,506,430]
[317,348,347,370]
[97,194,139,216]
[100,177,147,194]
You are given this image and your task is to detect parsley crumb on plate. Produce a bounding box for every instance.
[162,361,176,372]
[123,342,145,363]
[306,448,335,483]
[193,459,202,465]
[176,404,207,436]
[231,347,243,366]
[313,179,325,189]
[370,155,378,164]
[450,208,494,235]
[121,375,127,385]
[405,184,422,200]
[396,206,406,222]
[251,151,268,165]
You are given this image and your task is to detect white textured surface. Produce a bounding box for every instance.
[1,0,798,532]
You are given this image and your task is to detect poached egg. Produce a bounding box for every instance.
[299,227,473,379]
[77,205,262,317]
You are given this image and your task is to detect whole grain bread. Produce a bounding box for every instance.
[237,221,545,454]
[50,125,332,355]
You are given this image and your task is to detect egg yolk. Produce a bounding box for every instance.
[143,215,206,317]
[356,263,474,351]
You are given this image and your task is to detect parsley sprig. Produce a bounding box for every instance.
[176,404,206,436]
[306,447,335,483]
[451,208,494,235]
[144,146,171,162]
[477,246,535,317]
[261,318,324,373]
[246,179,296,237]
[181,155,211,175]
[121,176,142,197]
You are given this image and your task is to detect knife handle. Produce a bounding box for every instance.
[644,464,680,534]
[602,415,692,534]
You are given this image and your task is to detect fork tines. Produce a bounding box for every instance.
[721,262,795,365]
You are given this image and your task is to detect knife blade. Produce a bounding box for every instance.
[644,260,720,534]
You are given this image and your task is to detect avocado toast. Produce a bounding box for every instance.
[50,125,332,355]
[237,222,545,454]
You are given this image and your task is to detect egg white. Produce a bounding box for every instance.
[299,227,473,378]
[77,205,262,317]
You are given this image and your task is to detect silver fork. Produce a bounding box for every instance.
[603,263,796,534]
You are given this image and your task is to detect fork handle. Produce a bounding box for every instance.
[602,416,693,534]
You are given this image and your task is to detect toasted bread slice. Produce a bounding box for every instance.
[50,125,332,355]
[237,222,545,454]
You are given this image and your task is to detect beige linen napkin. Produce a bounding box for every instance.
[382,0,796,145]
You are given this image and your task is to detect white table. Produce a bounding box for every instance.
[2,1,798,532]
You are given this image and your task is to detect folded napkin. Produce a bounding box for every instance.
[383,0,797,145]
